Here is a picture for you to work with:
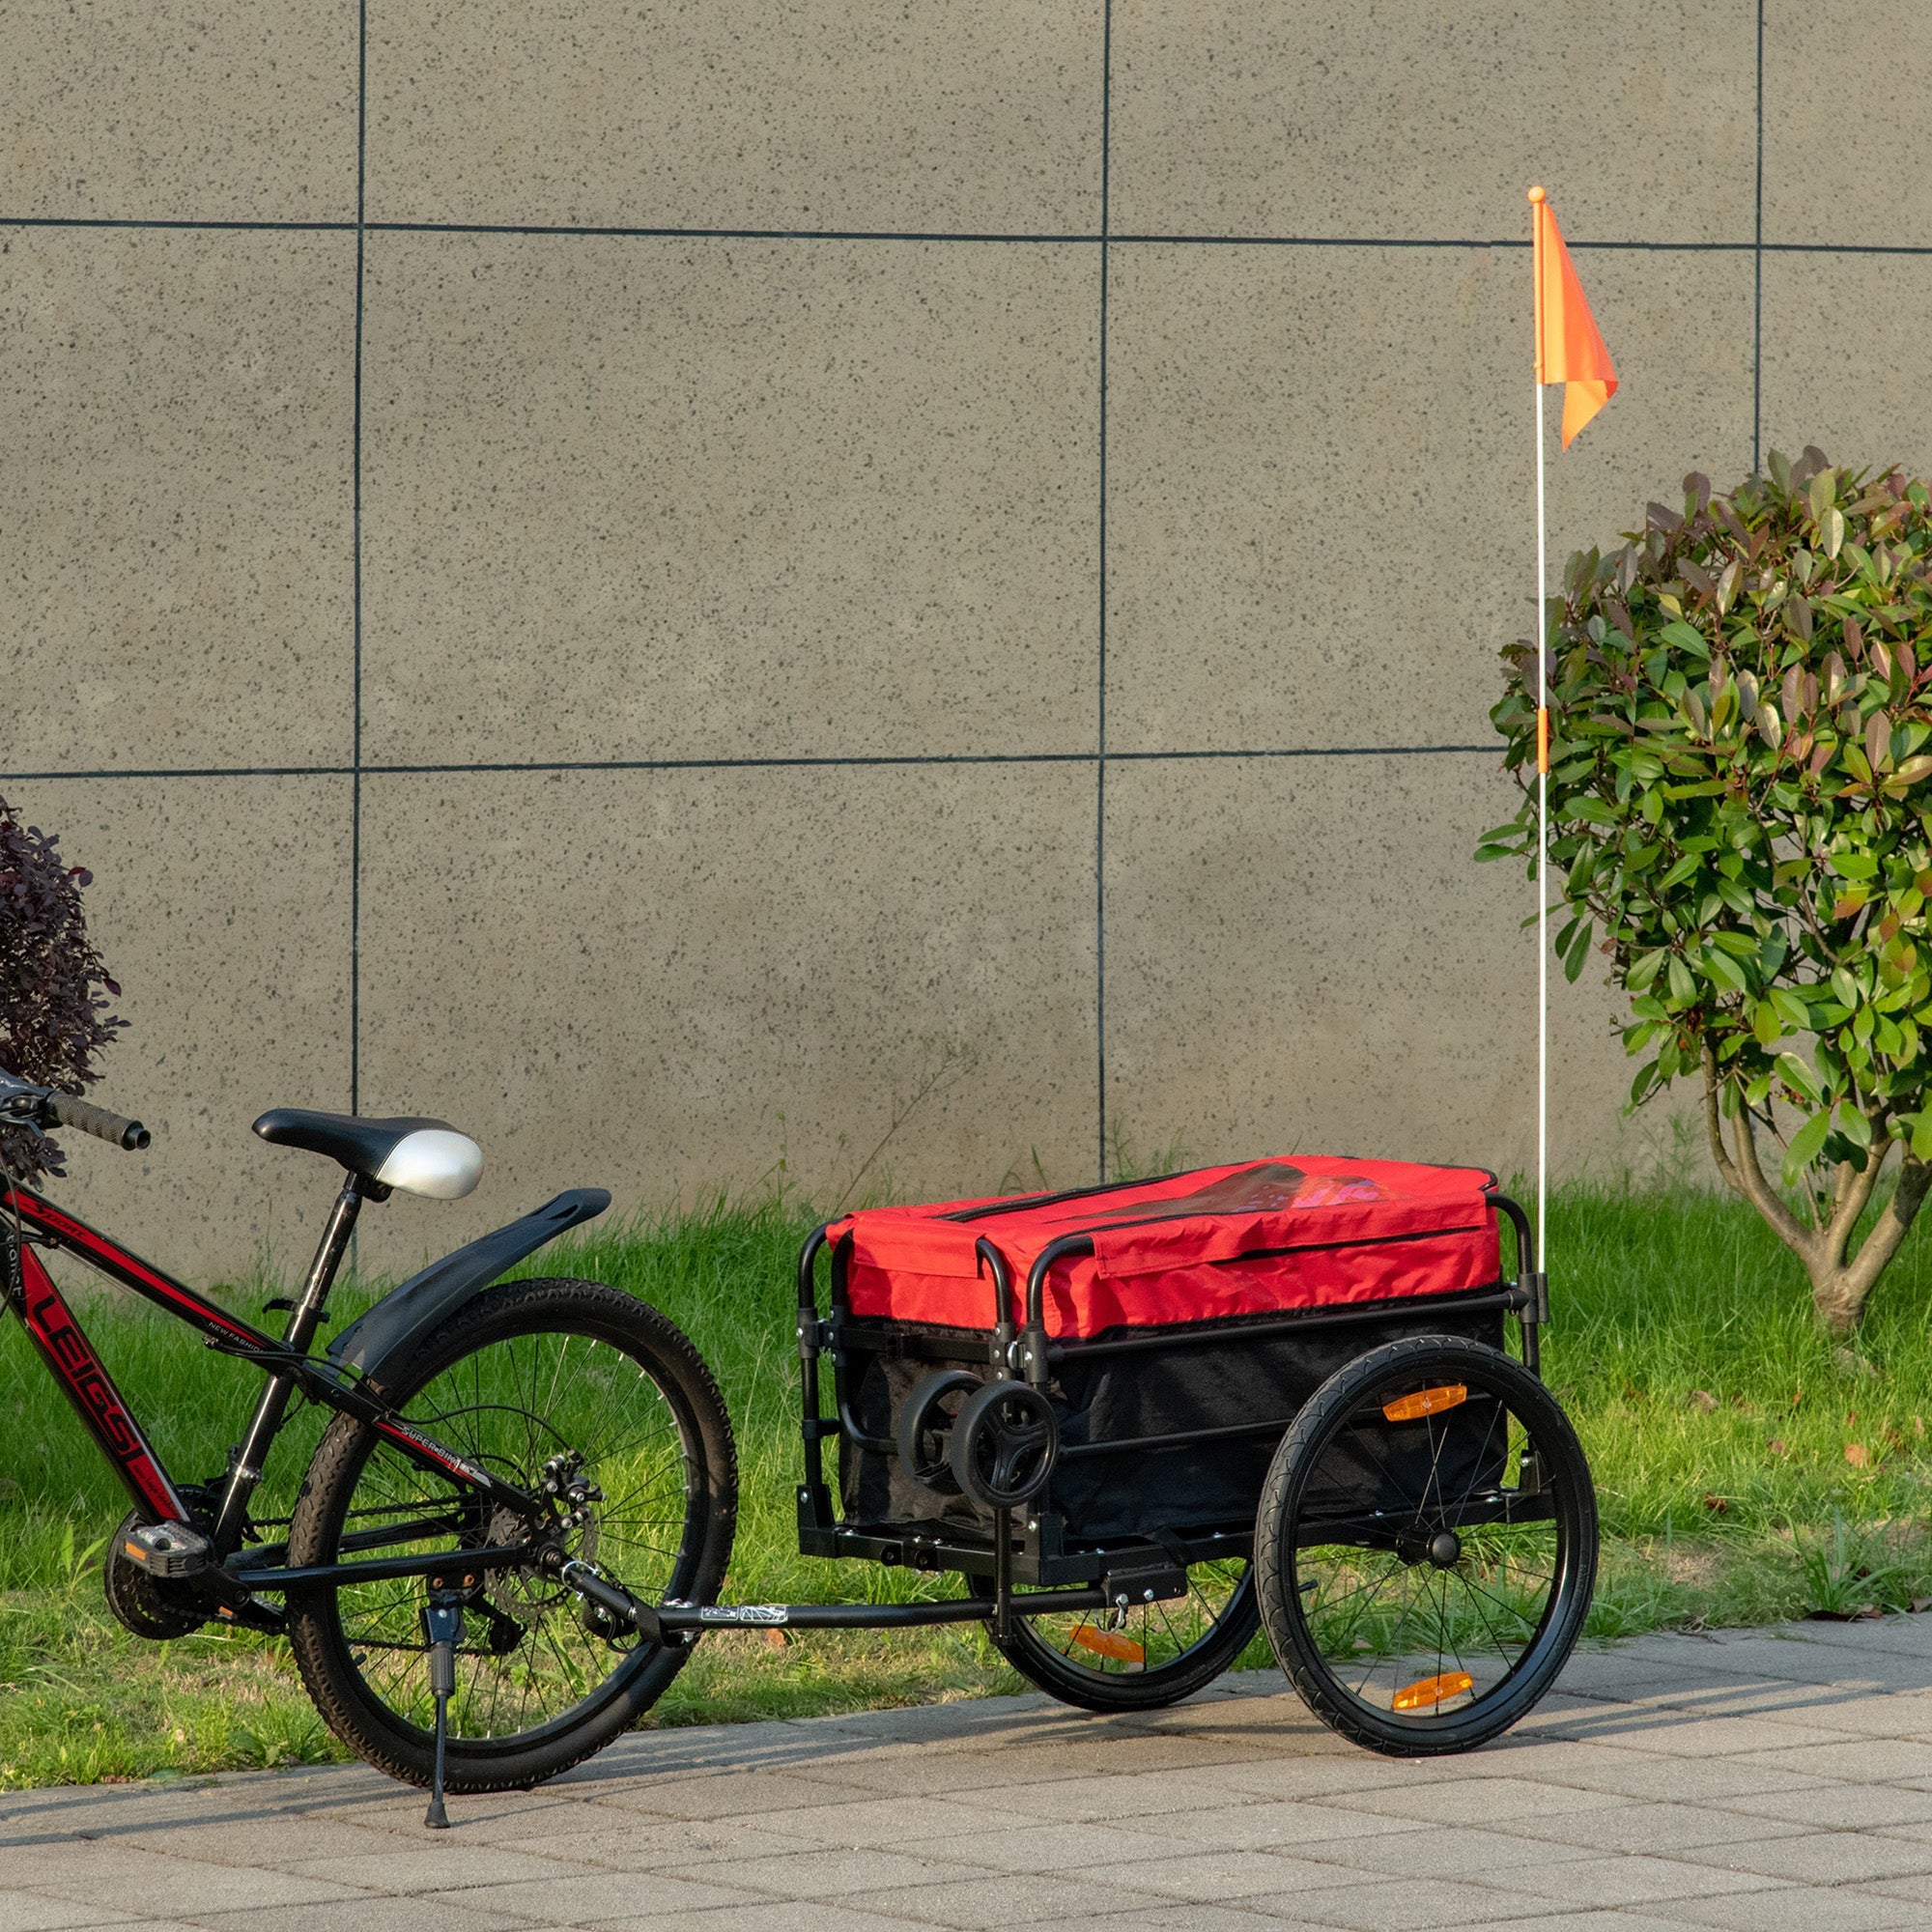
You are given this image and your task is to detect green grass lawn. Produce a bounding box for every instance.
[5,1179,1932,1788]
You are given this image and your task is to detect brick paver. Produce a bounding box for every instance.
[6,1617,1932,1929]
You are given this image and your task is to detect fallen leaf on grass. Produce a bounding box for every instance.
[763,1628,789,1650]
[1702,1492,1729,1514]
[1690,1389,1719,1413]
[1767,1438,1789,1456]
[1846,1443,1873,1469]
[1913,1597,1932,1614]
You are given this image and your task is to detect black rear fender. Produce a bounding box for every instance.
[327,1188,611,1379]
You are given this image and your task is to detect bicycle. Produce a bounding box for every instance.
[0,1071,739,1826]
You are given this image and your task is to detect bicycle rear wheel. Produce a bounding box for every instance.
[286,1276,735,1792]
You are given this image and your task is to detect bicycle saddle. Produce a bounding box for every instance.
[252,1108,483,1200]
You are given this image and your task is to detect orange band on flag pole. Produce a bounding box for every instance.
[1537,706,1549,775]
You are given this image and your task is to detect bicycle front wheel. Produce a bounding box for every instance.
[286,1276,736,1792]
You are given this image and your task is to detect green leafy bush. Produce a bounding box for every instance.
[1483,448,1932,1332]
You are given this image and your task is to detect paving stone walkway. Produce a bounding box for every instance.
[10,1617,1932,1931]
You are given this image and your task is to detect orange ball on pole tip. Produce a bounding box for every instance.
[1527,185,1546,204]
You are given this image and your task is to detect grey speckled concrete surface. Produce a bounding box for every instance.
[9,2,1932,1279]
[10,1617,1932,1931]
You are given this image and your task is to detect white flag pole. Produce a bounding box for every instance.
[1529,185,1549,1278]
[1536,377,1548,1275]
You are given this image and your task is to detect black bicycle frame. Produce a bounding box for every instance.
[0,1180,535,1599]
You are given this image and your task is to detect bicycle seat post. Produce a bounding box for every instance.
[212,1175,373,1553]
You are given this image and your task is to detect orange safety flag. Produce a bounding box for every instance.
[1529,186,1616,448]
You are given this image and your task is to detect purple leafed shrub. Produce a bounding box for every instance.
[0,799,126,1182]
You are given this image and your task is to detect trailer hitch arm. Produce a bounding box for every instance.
[555,1560,1112,1639]
[557,1557,667,1644]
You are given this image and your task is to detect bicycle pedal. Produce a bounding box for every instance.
[120,1520,212,1579]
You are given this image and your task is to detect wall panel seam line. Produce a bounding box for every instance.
[1752,0,1765,474]
[1108,237,1760,252]
[0,747,1497,783]
[0,216,360,232]
[1095,0,1112,1183]
[350,0,368,1118]
[372,223,1101,243]
[17,217,1914,255]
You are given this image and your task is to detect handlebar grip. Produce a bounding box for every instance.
[47,1092,151,1151]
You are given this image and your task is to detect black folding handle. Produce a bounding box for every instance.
[47,1091,150,1151]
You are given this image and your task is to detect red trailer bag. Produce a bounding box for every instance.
[823,1157,1511,1549]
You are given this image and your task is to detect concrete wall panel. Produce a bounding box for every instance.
[1103,754,1667,1186]
[360,235,1098,766]
[1,230,356,773]
[1106,244,1753,756]
[1761,1,1932,248]
[4,0,357,223]
[365,0,1104,233]
[1109,0,1756,243]
[1760,253,1932,479]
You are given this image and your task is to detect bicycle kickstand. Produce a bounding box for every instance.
[423,1588,466,1830]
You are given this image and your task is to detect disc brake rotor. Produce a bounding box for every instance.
[482,1500,598,1620]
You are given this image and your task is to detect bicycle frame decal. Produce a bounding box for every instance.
[7,1187,270,1350]
[13,1241,185,1521]
[2,1182,507,1537]
[374,1417,493,1488]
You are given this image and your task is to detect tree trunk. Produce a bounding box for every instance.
[1700,1046,1932,1334]
[1811,1274,1867,1336]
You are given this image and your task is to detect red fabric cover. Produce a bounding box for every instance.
[825,1156,1500,1339]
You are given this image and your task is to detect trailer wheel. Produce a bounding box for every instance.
[1255,1334,1596,1756]
[972,1555,1260,1711]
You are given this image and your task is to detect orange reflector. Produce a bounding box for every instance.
[1067,1623,1146,1665]
[1392,1671,1474,1712]
[1382,1384,1468,1423]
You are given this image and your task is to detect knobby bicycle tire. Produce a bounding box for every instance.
[286,1276,736,1792]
